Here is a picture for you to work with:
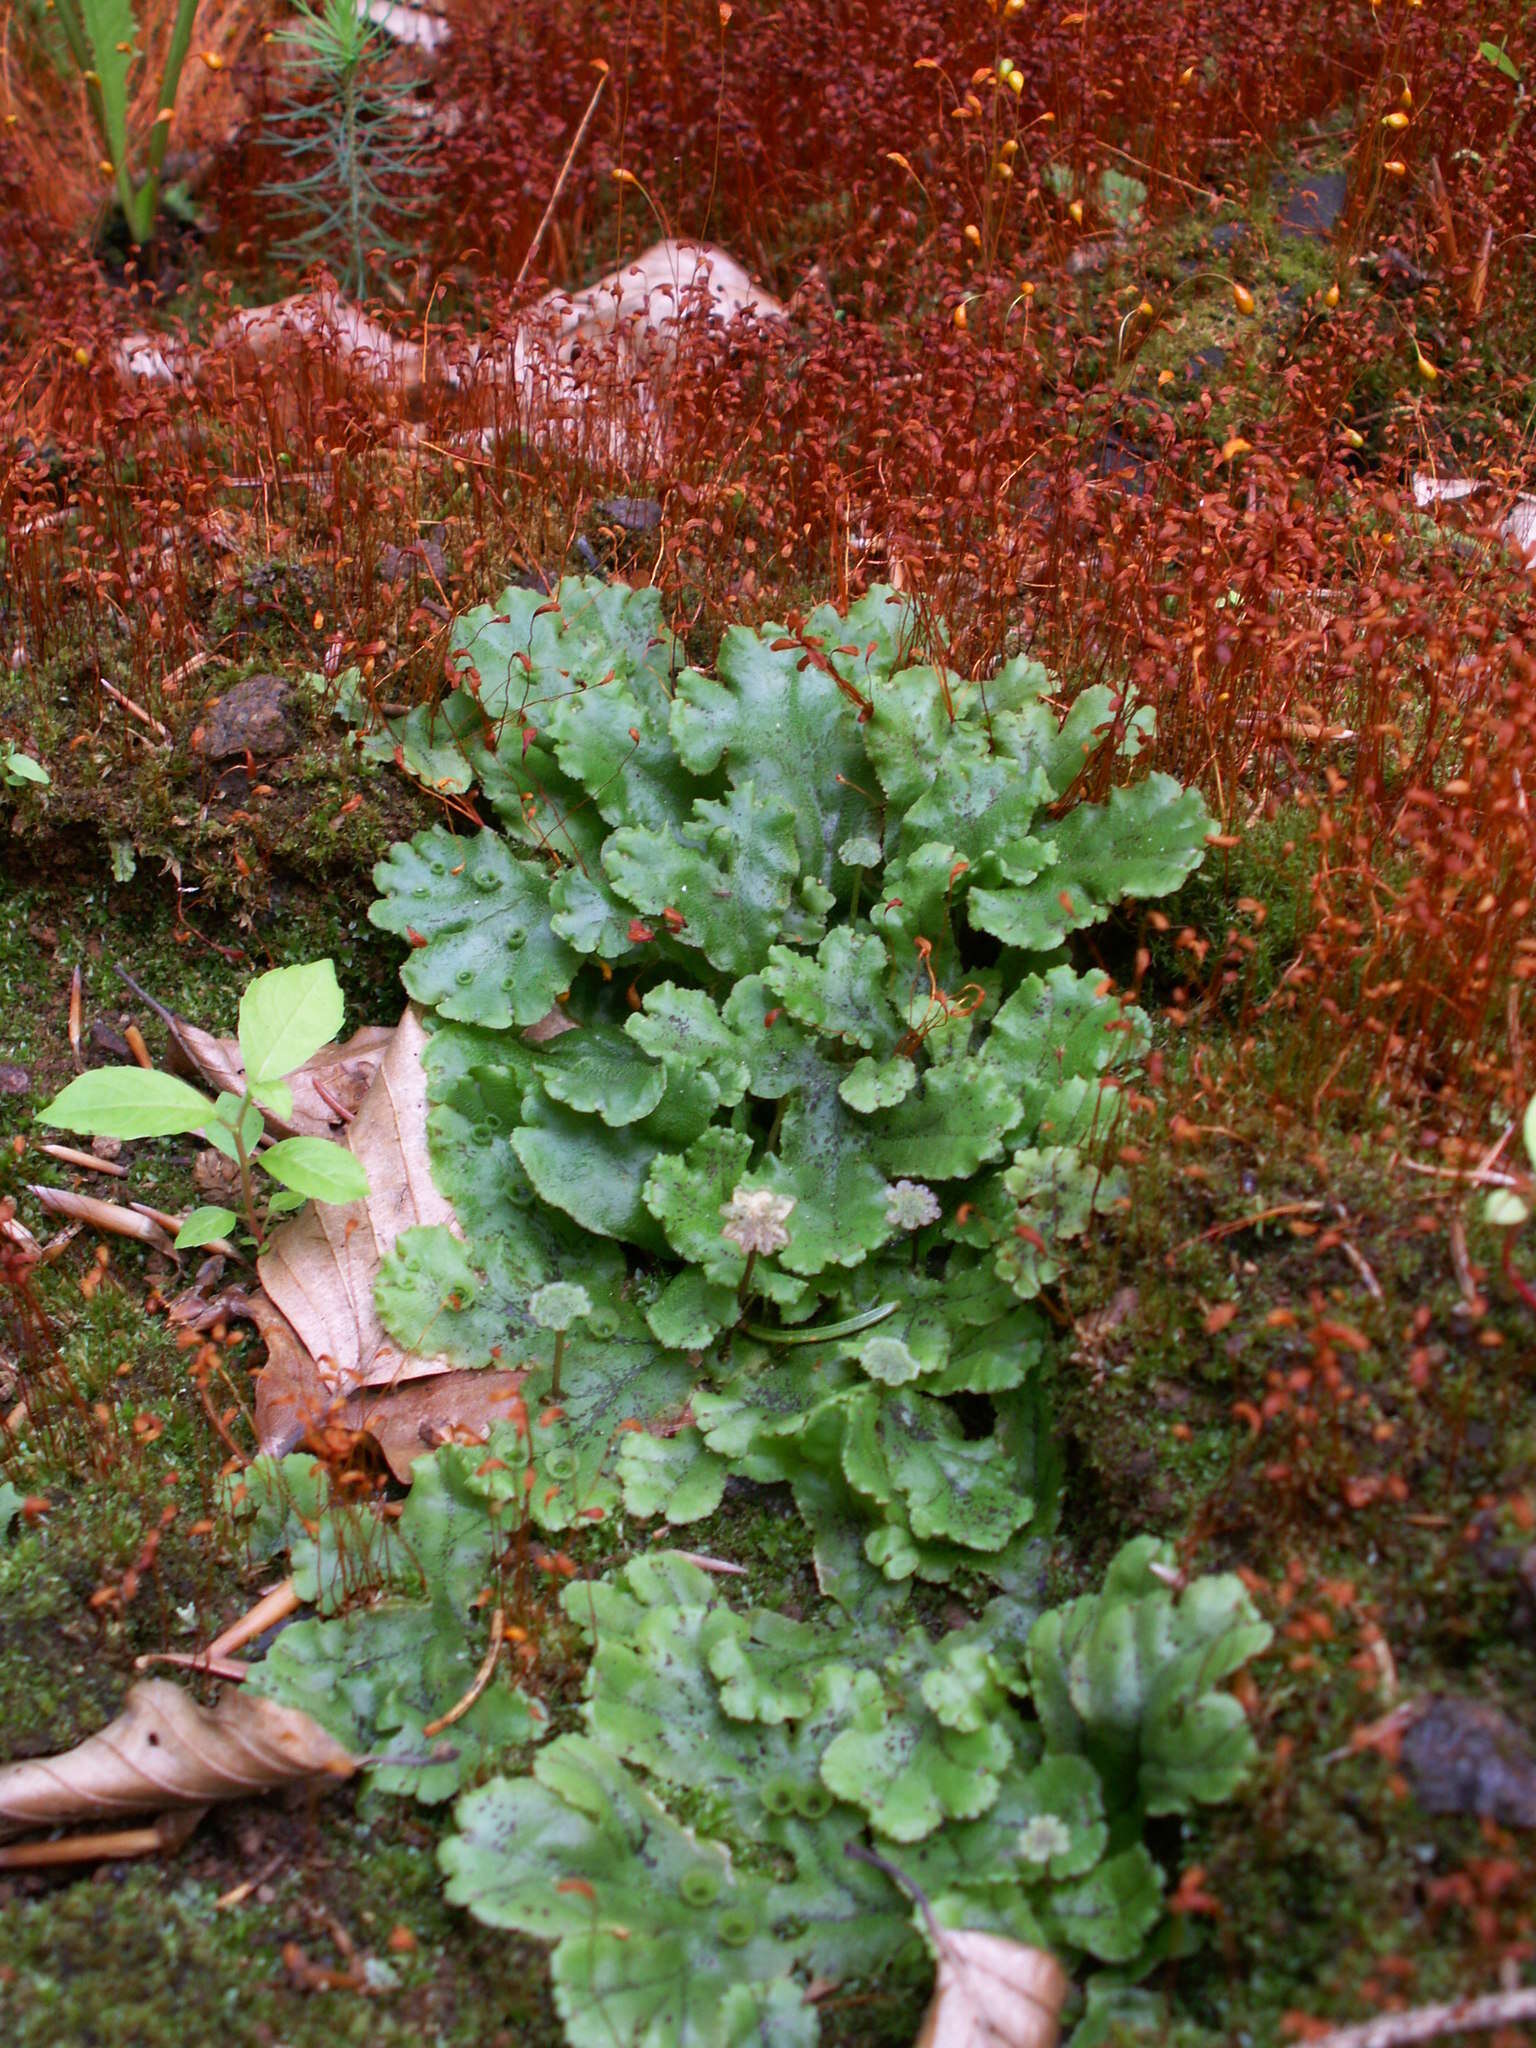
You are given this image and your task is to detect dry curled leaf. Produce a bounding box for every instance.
[257,1006,460,1401]
[0,1679,353,1842]
[914,1929,1069,2048]
[249,1287,339,1455]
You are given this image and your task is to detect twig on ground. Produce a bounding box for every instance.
[1401,1160,1520,1187]
[0,1805,208,1870]
[423,1606,506,1736]
[1165,1199,1325,1263]
[513,65,610,292]
[1302,1988,1536,2048]
[28,1185,173,1251]
[1333,1206,1384,1302]
[1448,1213,1482,1313]
[134,1650,250,1682]
[98,676,171,742]
[204,1578,300,1661]
[670,1550,748,1576]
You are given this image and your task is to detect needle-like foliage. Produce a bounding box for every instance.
[262,0,429,295]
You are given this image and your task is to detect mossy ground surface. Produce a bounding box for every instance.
[4,150,1536,2048]
[5,795,1532,2048]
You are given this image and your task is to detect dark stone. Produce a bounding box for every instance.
[378,534,447,586]
[1402,1696,1536,1826]
[1091,431,1154,496]
[193,674,296,762]
[595,496,664,534]
[1275,167,1348,240]
[1369,245,1431,292]
[0,1063,30,1095]
[1186,344,1227,385]
[1204,221,1248,256]
[88,1020,131,1060]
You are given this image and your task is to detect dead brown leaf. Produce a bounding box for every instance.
[248,1288,339,1454]
[342,1369,526,1481]
[250,1287,525,1470]
[913,1929,1069,2048]
[257,1006,460,1401]
[0,1680,353,1843]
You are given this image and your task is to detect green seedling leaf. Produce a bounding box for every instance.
[704,1606,867,1725]
[872,1065,1023,1181]
[754,1074,895,1275]
[252,1601,541,1804]
[626,986,751,1106]
[203,1091,264,1164]
[237,959,345,1097]
[972,776,1210,953]
[374,1225,483,1353]
[988,1146,1126,1299]
[260,1135,370,1205]
[42,1067,213,1140]
[839,1054,917,1113]
[645,1266,740,1349]
[450,577,679,727]
[1097,167,1147,230]
[643,1127,755,1283]
[174,1205,237,1249]
[348,685,482,796]
[898,749,1052,874]
[819,1656,1019,1842]
[226,1453,410,1613]
[2,747,50,787]
[549,866,650,962]
[1043,1847,1165,1963]
[841,1387,1038,1553]
[864,666,983,812]
[544,667,700,833]
[513,1091,676,1253]
[79,0,138,170]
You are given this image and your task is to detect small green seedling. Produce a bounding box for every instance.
[1,745,49,789]
[41,959,369,1250]
[528,1281,592,1401]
